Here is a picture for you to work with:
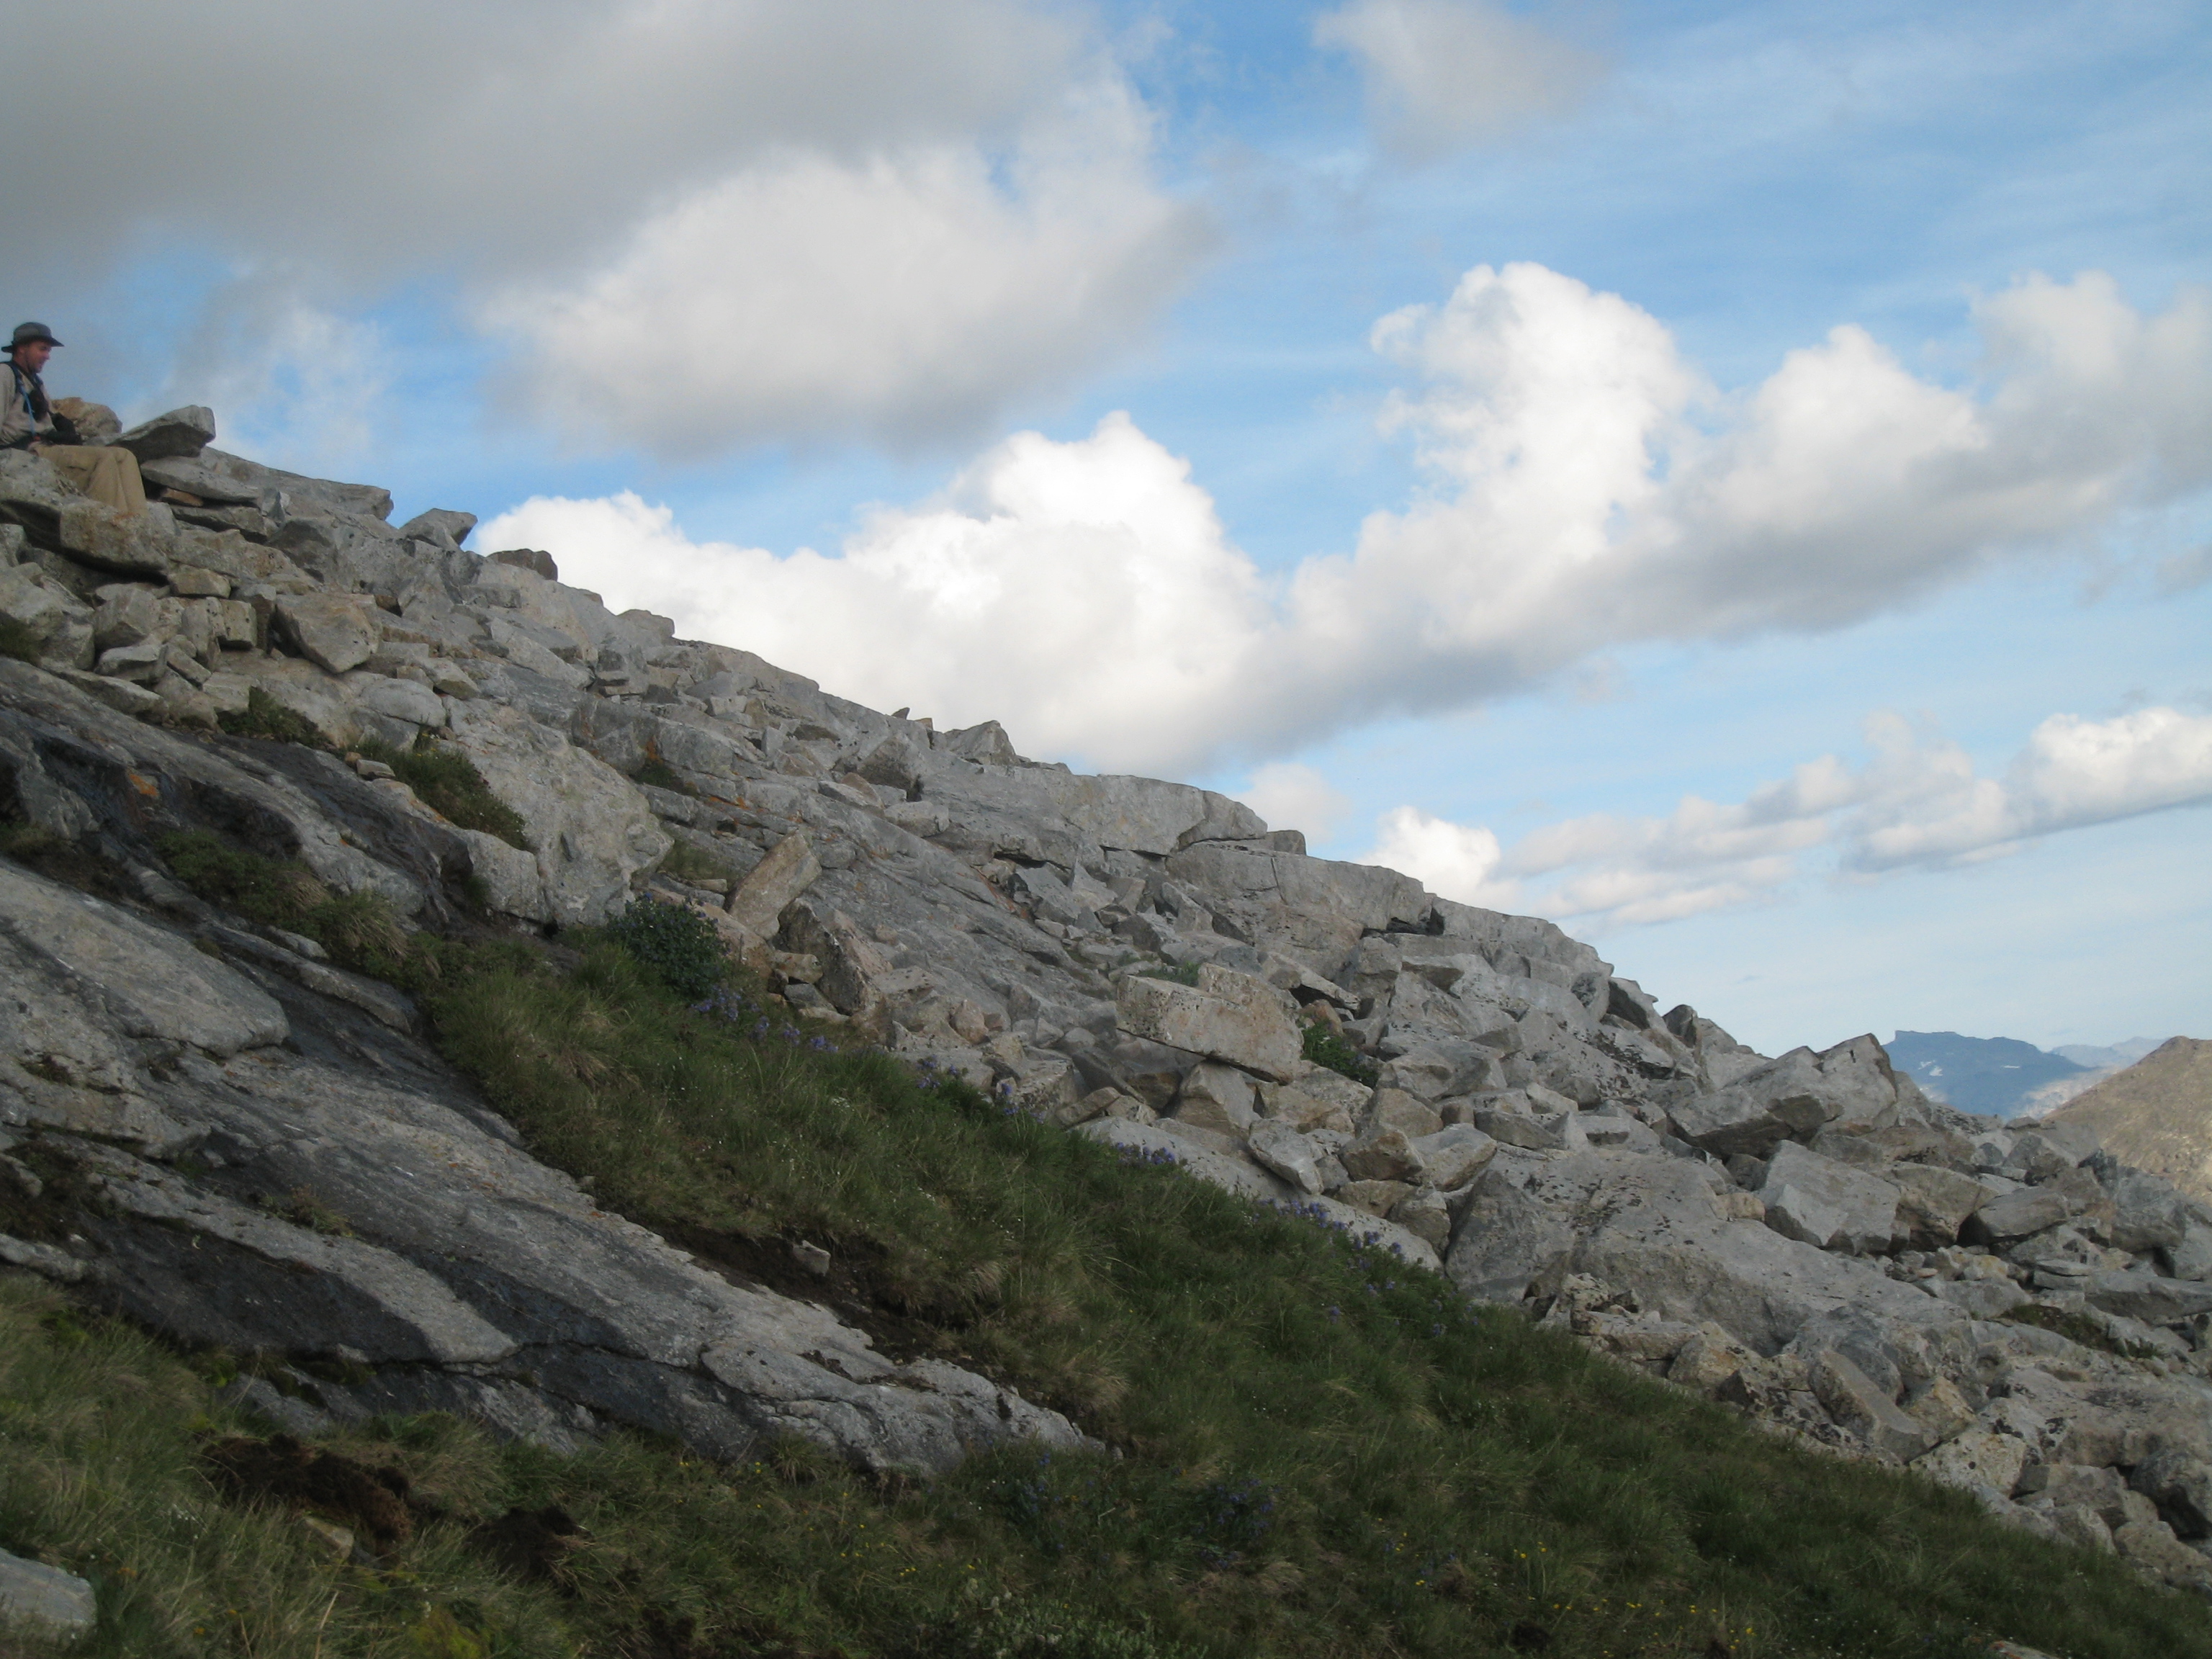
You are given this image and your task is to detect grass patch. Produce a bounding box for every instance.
[421,943,2209,1659]
[0,613,43,663]
[1303,1019,1379,1087]
[216,686,331,748]
[14,832,2207,1657]
[0,819,137,902]
[1132,961,1201,986]
[355,736,531,851]
[156,829,443,992]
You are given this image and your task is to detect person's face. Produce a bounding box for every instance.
[13,341,53,374]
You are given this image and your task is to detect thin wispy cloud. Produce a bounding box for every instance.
[1366,706,2212,929]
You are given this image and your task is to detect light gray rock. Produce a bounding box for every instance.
[56,499,178,578]
[1115,963,1301,1082]
[1444,1168,1573,1304]
[1560,1155,1955,1354]
[1893,1164,1995,1246]
[91,583,162,650]
[1669,1035,1907,1157]
[1341,1124,1424,1182]
[1973,1186,2072,1244]
[1914,1426,2030,1498]
[1390,1187,1452,1252]
[2101,1165,2195,1254]
[1411,1125,1498,1192]
[343,670,447,729]
[274,591,381,675]
[0,562,94,667]
[1173,1061,1261,1139]
[1075,1115,1287,1203]
[1758,1142,1901,1256]
[0,1545,96,1642]
[115,404,217,462]
[1266,1067,1369,1133]
[1472,1095,1586,1153]
[2085,1269,2212,1326]
[1808,1348,1930,1458]
[2131,1448,2212,1539]
[1248,1120,1323,1193]
[726,830,822,945]
[446,699,670,925]
[398,508,477,549]
[1368,1087,1443,1138]
[0,860,288,1060]
[2115,1517,2212,1596]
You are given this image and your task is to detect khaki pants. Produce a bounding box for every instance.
[36,444,148,513]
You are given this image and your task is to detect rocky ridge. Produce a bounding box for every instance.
[3,413,2211,1599]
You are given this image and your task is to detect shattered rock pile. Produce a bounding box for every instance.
[3,410,2210,1597]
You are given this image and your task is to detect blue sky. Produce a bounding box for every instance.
[11,0,2208,1056]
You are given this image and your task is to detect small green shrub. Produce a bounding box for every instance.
[217,685,332,747]
[0,613,42,663]
[160,829,326,930]
[1303,1019,1377,1085]
[359,736,531,850]
[602,895,726,999]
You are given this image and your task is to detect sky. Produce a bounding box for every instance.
[7,0,2208,1056]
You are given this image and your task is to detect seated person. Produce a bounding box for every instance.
[2,321,146,513]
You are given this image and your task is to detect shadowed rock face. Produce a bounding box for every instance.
[6,430,2212,1595]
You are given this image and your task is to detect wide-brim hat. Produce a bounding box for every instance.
[8,322,61,351]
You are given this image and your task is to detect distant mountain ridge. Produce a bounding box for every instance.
[2054,1037,2167,1071]
[1887,1029,2086,1118]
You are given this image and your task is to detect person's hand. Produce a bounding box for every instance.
[45,412,80,446]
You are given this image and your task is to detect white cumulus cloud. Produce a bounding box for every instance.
[1367,806,1520,907]
[3,0,1205,459]
[486,263,2212,777]
[485,80,1208,454]
[1233,764,1355,844]
[1359,706,2212,929]
[1314,0,1604,159]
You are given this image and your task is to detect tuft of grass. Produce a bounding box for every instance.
[1132,961,1201,986]
[156,829,443,992]
[256,1187,354,1237]
[355,737,531,851]
[217,687,331,749]
[0,819,138,902]
[1303,1019,1379,1086]
[598,895,727,1000]
[0,613,43,663]
[0,1275,572,1658]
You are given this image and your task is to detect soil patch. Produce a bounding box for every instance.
[201,1432,415,1549]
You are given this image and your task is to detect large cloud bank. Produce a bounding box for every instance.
[5,0,1205,454]
[485,264,2212,775]
[1370,705,2212,929]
